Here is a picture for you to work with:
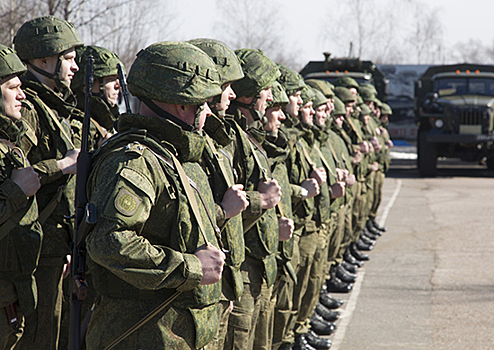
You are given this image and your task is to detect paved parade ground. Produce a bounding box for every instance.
[328,154,494,350]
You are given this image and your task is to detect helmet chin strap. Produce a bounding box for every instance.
[140,97,195,132]
[231,94,267,125]
[28,55,69,90]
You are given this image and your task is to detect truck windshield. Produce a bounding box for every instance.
[434,77,494,97]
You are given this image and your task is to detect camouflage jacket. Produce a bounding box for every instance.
[343,116,368,182]
[86,113,222,347]
[75,92,119,132]
[0,114,43,315]
[226,107,278,287]
[202,114,245,301]
[20,72,77,264]
[327,124,354,204]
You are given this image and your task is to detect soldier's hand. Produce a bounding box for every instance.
[371,161,379,172]
[301,178,319,199]
[380,127,388,138]
[331,182,345,199]
[221,184,248,219]
[347,173,356,186]
[336,168,349,183]
[278,217,294,241]
[352,150,362,164]
[386,140,394,149]
[63,254,71,279]
[195,243,225,285]
[97,129,112,148]
[359,141,370,154]
[11,166,41,197]
[258,179,281,209]
[310,167,327,186]
[370,137,381,152]
[57,149,80,175]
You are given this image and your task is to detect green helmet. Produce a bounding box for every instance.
[359,103,372,117]
[128,41,221,105]
[232,49,280,98]
[334,86,355,104]
[14,16,83,61]
[359,86,377,102]
[312,88,328,109]
[277,64,306,95]
[72,45,122,94]
[188,39,244,86]
[300,86,316,105]
[332,96,346,116]
[381,102,392,115]
[374,98,383,108]
[0,45,26,81]
[267,81,289,108]
[305,79,333,98]
[333,76,359,90]
[359,83,377,96]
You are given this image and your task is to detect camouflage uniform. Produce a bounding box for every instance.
[0,45,43,350]
[84,41,224,350]
[188,39,246,350]
[13,16,84,350]
[224,49,280,350]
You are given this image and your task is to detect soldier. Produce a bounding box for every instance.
[187,38,249,349]
[13,16,84,350]
[223,49,282,350]
[84,41,226,350]
[72,45,123,133]
[0,44,42,350]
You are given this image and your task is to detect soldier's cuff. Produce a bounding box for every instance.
[1,178,28,210]
[33,159,63,185]
[215,203,227,227]
[177,253,203,292]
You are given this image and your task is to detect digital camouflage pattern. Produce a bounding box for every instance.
[305,79,333,99]
[128,41,222,105]
[13,16,83,61]
[85,114,222,349]
[333,76,360,90]
[334,86,356,104]
[232,49,280,98]
[188,39,244,86]
[277,64,306,96]
[267,81,289,108]
[0,45,26,81]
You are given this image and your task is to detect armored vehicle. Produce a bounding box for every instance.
[415,63,494,176]
[299,52,389,101]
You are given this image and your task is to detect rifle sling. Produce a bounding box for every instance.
[205,136,233,188]
[313,144,337,178]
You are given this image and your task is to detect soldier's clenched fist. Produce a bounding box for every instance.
[195,243,226,285]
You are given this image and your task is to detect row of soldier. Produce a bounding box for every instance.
[0,15,393,350]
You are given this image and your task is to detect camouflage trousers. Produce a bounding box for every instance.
[352,180,367,240]
[0,280,25,350]
[16,264,64,350]
[224,256,273,350]
[328,205,347,269]
[337,197,355,264]
[272,235,300,350]
[295,221,335,335]
[204,298,231,350]
[368,170,385,219]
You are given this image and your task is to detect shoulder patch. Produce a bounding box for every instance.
[114,187,142,216]
[120,167,156,204]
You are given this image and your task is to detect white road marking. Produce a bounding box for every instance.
[330,179,402,350]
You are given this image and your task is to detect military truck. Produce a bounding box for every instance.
[415,63,494,176]
[299,52,389,101]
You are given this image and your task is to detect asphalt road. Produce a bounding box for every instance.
[327,156,494,350]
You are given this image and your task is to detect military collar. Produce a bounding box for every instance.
[263,130,290,166]
[118,113,205,163]
[204,113,235,147]
[0,114,25,145]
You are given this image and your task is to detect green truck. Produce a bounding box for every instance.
[415,63,494,176]
[299,53,389,102]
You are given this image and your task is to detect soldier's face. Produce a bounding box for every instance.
[300,101,314,126]
[1,76,26,121]
[264,106,285,133]
[326,101,333,115]
[197,102,211,130]
[255,87,273,115]
[349,87,358,100]
[103,75,120,107]
[362,114,370,124]
[217,83,236,112]
[380,114,388,123]
[345,103,353,117]
[285,91,302,118]
[335,114,345,127]
[46,48,79,87]
[314,104,327,127]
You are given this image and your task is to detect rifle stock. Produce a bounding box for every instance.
[69,56,96,350]
[117,63,132,114]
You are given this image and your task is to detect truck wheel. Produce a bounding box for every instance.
[486,156,494,170]
[417,129,437,177]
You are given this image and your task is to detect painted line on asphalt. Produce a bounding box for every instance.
[331,179,402,350]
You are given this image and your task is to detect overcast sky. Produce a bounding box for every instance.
[159,0,494,65]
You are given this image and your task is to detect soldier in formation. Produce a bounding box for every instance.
[0,14,393,350]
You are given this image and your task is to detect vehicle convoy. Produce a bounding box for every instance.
[415,63,494,176]
[299,52,389,101]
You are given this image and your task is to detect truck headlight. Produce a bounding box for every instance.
[434,119,444,128]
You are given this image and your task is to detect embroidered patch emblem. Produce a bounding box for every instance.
[114,187,142,216]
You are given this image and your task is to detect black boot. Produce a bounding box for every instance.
[315,302,340,322]
[341,260,358,273]
[350,242,370,261]
[294,334,316,350]
[335,264,357,283]
[371,217,386,232]
[304,330,332,349]
[326,267,352,293]
[344,249,364,267]
[362,228,380,241]
[310,313,336,336]
[366,219,382,236]
[356,238,374,251]
[319,293,343,309]
[359,232,376,245]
